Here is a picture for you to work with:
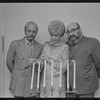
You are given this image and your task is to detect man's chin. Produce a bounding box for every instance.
[68,40,75,44]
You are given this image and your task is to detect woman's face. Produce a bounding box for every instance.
[50,34,61,43]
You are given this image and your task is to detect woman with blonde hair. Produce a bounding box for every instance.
[38,20,69,98]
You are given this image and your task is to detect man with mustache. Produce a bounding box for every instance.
[66,22,100,98]
[6,21,43,98]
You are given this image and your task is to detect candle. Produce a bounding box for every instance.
[59,59,62,88]
[43,60,46,87]
[67,60,69,90]
[72,60,76,90]
[30,62,35,90]
[37,61,40,90]
[51,59,53,87]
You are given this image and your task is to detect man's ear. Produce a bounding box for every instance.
[78,28,82,37]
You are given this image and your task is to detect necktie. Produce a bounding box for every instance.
[27,43,33,58]
[70,43,78,51]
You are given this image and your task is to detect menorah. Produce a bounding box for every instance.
[29,59,77,98]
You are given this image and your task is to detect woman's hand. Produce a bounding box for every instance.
[34,59,44,71]
[41,55,51,65]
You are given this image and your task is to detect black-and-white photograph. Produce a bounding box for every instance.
[0,3,100,98]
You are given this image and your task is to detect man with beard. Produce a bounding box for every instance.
[66,22,100,98]
[6,21,43,98]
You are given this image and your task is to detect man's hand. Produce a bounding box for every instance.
[28,58,36,66]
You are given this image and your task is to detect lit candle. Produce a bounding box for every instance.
[30,62,35,90]
[67,60,69,90]
[37,61,40,90]
[59,59,62,88]
[43,60,46,87]
[72,60,76,90]
[51,59,53,87]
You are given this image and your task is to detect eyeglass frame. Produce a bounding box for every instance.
[66,27,80,34]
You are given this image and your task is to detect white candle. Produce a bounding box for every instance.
[30,62,35,90]
[72,60,76,89]
[37,61,40,90]
[59,59,62,88]
[67,60,69,90]
[43,60,46,87]
[51,59,53,87]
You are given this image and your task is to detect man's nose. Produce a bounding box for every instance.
[70,32,74,36]
[30,31,33,35]
[70,32,76,37]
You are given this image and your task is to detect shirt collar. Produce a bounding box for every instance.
[24,37,34,46]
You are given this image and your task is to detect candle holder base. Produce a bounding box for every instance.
[50,86,55,97]
[66,90,77,93]
[29,89,33,97]
[36,89,40,98]
[66,90,77,98]
[58,87,62,98]
[43,87,47,97]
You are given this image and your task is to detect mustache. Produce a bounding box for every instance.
[69,35,77,38]
[68,35,80,40]
[27,35,34,38]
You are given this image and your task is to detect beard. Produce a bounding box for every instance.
[68,35,79,45]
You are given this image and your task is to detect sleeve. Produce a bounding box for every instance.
[6,41,16,73]
[92,39,100,78]
[35,42,48,72]
[39,42,51,64]
[61,45,69,74]
[37,44,43,58]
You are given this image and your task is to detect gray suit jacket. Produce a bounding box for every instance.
[6,37,43,97]
[68,36,100,94]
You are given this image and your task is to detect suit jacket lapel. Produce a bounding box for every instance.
[31,40,39,58]
[70,36,86,58]
[16,37,29,59]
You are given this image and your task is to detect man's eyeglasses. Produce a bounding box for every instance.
[66,27,80,34]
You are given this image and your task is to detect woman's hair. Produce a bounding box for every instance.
[48,19,65,37]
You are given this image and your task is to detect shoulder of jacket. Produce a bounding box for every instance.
[87,37,100,45]
[10,39,21,45]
